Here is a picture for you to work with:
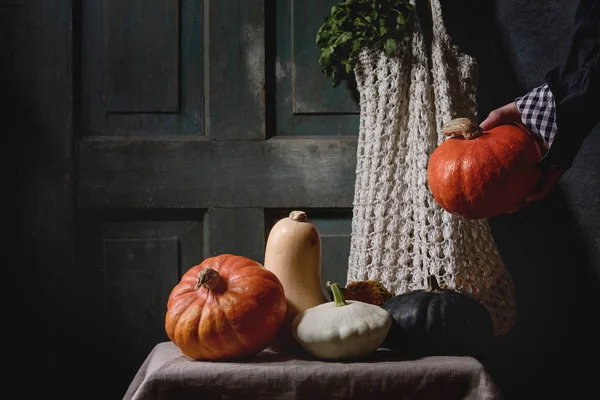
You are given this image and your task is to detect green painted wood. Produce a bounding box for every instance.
[208,0,265,140]
[105,0,179,113]
[78,136,358,209]
[287,113,360,136]
[275,0,360,136]
[312,212,353,290]
[203,208,266,262]
[76,212,204,398]
[292,0,360,114]
[104,238,179,394]
[82,0,203,136]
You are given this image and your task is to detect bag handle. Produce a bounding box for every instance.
[429,0,452,46]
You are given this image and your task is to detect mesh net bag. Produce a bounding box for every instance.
[347,0,516,336]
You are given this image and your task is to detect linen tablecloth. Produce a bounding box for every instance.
[124,342,503,400]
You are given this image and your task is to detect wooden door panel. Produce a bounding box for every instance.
[316,213,353,289]
[82,0,204,136]
[209,0,266,140]
[104,237,179,349]
[76,211,205,395]
[275,0,360,136]
[291,0,359,114]
[105,0,179,113]
[203,208,266,262]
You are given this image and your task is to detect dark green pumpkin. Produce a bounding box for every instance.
[381,275,493,357]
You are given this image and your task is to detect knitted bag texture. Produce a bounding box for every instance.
[347,0,515,336]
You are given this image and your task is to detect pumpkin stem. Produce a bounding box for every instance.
[289,210,307,222]
[329,282,348,307]
[195,268,222,290]
[427,275,443,293]
[442,118,483,140]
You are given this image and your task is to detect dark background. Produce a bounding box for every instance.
[5,0,598,399]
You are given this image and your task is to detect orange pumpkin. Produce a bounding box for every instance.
[165,254,287,360]
[427,117,543,219]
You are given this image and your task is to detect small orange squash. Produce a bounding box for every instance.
[326,280,393,306]
[165,254,287,360]
[427,117,543,219]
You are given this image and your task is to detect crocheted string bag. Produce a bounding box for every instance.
[347,0,516,336]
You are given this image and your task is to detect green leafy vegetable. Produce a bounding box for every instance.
[316,0,415,87]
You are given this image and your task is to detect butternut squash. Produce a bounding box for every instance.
[264,210,328,352]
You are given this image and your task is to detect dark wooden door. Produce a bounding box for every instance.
[73,0,359,398]
[11,1,600,399]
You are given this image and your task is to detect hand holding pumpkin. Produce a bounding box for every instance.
[427,117,544,219]
[479,103,565,213]
[478,102,522,132]
[505,167,565,213]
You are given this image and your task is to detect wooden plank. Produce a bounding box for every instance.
[82,0,204,136]
[78,136,358,209]
[97,211,205,274]
[208,0,265,140]
[76,213,204,398]
[314,213,353,290]
[292,0,359,114]
[103,238,179,393]
[179,0,205,135]
[105,0,179,113]
[274,0,360,136]
[203,208,266,263]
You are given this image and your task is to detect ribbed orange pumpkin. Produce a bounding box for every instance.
[165,254,287,360]
[427,118,543,219]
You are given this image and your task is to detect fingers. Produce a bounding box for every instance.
[524,169,564,202]
[506,169,565,214]
[479,102,522,131]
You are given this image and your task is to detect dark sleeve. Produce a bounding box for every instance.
[540,0,600,171]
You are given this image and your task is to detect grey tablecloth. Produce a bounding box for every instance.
[124,342,503,400]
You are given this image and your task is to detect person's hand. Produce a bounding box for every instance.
[479,102,522,131]
[505,168,565,213]
[479,102,565,214]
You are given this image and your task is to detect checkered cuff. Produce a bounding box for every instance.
[515,83,558,147]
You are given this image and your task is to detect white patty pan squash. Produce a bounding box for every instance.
[292,282,392,360]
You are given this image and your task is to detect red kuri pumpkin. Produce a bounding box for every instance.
[427,117,544,219]
[165,254,287,360]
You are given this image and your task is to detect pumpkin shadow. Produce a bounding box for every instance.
[233,346,413,364]
[238,347,316,363]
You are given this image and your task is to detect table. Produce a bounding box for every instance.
[124,342,503,400]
